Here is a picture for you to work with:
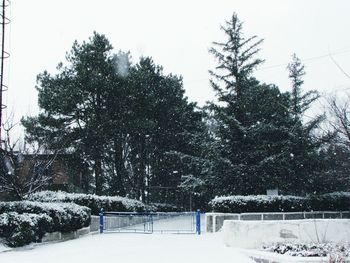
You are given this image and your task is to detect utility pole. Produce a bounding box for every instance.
[0,0,9,148]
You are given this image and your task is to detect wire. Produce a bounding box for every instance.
[4,0,10,121]
[183,47,350,86]
[259,48,350,71]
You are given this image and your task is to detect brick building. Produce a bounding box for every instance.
[16,153,90,192]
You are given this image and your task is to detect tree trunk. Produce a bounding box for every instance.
[138,137,146,202]
[114,136,126,196]
[94,158,103,195]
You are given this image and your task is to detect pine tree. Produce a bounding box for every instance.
[126,57,204,203]
[22,34,204,202]
[104,51,132,196]
[22,32,116,195]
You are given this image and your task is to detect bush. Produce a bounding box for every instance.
[0,201,91,233]
[0,212,52,247]
[27,191,146,215]
[310,192,350,211]
[148,203,179,212]
[209,195,308,213]
[209,192,350,213]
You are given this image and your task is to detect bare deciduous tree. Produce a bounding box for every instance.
[0,114,55,200]
[327,94,350,147]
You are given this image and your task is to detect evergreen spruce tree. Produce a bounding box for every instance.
[287,54,320,120]
[209,13,264,124]
[284,54,328,193]
[206,13,297,195]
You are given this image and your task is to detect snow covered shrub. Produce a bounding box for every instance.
[27,191,146,215]
[0,212,52,247]
[310,192,350,212]
[209,195,309,213]
[262,242,350,261]
[0,201,91,233]
[148,203,179,212]
[210,193,350,213]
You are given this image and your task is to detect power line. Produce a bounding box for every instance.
[0,0,10,147]
[258,48,350,71]
[184,47,350,85]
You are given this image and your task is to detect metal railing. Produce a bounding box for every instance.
[95,209,202,234]
[205,211,350,233]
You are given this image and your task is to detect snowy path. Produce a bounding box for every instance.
[0,232,253,263]
[110,213,198,233]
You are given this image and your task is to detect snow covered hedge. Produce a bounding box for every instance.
[0,201,91,232]
[0,212,52,247]
[210,192,350,213]
[210,195,307,213]
[148,203,179,212]
[0,201,90,247]
[27,191,146,215]
[310,192,350,211]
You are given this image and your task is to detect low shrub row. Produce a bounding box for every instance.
[0,212,52,247]
[0,201,91,247]
[27,191,146,215]
[311,192,350,211]
[0,201,91,233]
[148,203,179,212]
[210,195,307,213]
[209,192,350,213]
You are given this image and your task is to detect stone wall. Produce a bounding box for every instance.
[223,219,350,249]
[41,226,90,243]
[205,211,349,233]
[205,213,239,233]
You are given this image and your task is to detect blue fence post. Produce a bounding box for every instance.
[99,208,104,234]
[196,209,201,235]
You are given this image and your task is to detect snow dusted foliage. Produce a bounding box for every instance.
[0,212,52,247]
[27,191,146,215]
[0,201,91,231]
[313,192,350,211]
[210,195,307,213]
[148,203,179,212]
[263,242,350,260]
[210,192,350,213]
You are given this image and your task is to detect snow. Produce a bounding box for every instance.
[0,232,254,263]
[0,243,9,253]
[262,242,350,258]
[28,190,145,212]
[223,219,350,249]
[0,200,91,217]
[210,194,306,208]
[0,211,52,227]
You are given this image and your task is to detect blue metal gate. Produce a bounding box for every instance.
[99,209,201,234]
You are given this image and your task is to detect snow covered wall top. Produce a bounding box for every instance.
[223,219,350,249]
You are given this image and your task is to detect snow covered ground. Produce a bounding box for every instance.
[102,212,199,233]
[0,232,253,263]
[0,243,9,253]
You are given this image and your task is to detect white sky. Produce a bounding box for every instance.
[4,0,350,130]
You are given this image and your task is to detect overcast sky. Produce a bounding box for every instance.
[4,0,350,128]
